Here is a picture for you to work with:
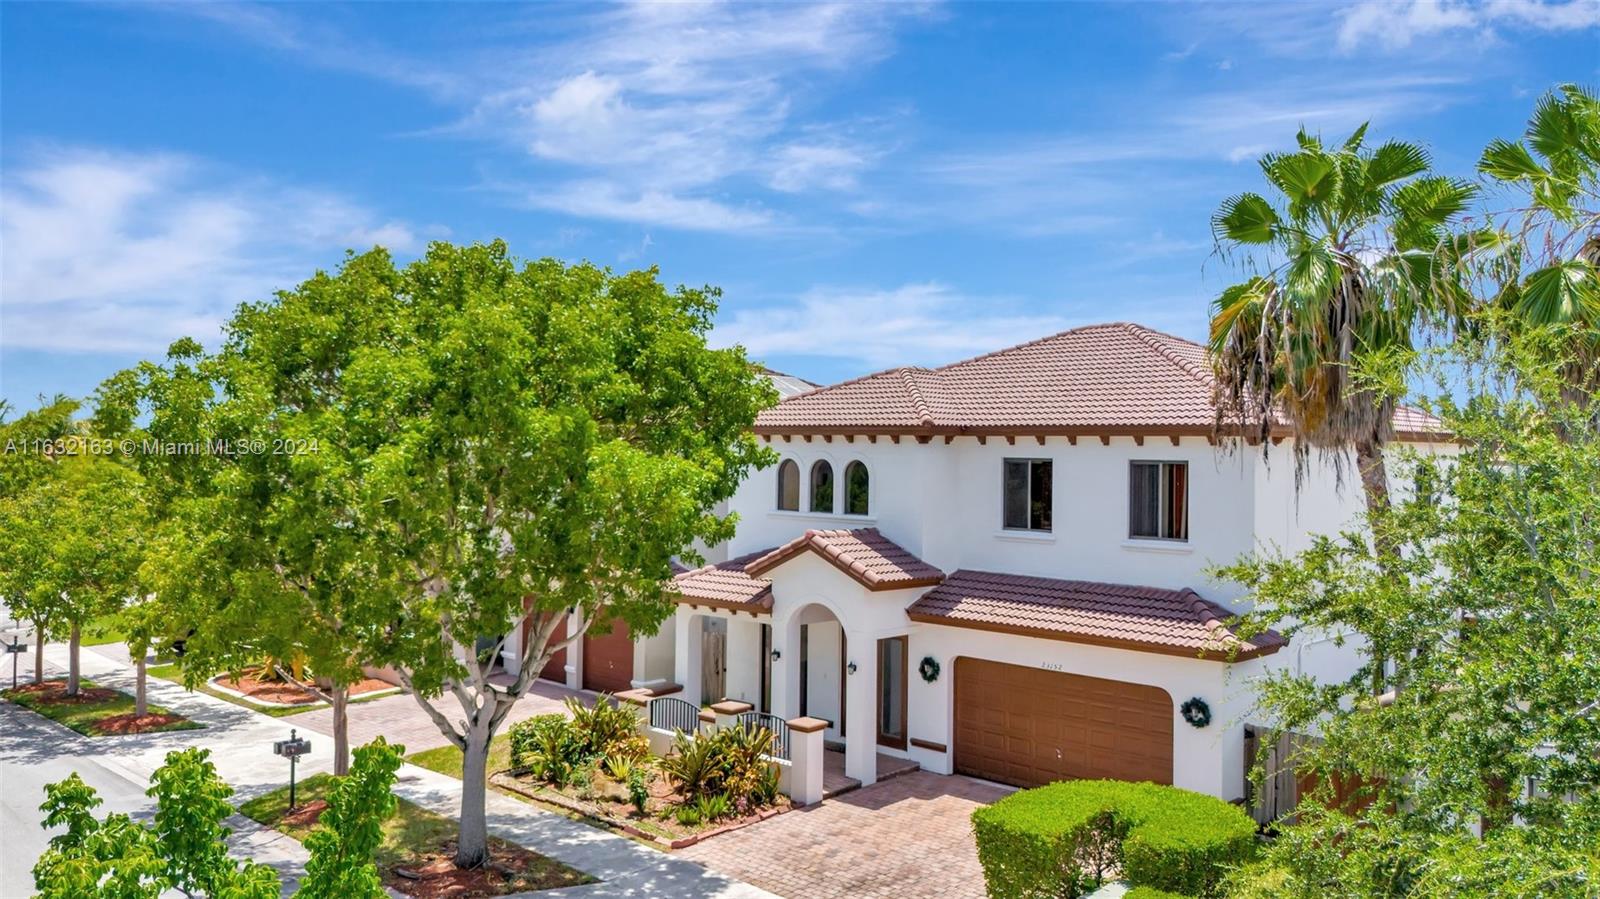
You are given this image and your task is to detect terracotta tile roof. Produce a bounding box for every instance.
[671,549,776,613]
[906,569,1286,660]
[755,321,1443,439]
[745,528,946,591]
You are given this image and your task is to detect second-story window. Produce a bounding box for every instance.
[844,461,869,515]
[777,459,800,511]
[810,461,834,513]
[1130,461,1188,541]
[1002,459,1052,532]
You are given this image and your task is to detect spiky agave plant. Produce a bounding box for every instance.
[1209,123,1477,514]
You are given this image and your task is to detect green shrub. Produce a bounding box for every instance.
[627,767,650,815]
[1124,888,1192,899]
[509,714,585,785]
[970,780,1255,899]
[693,792,732,822]
[567,696,647,761]
[659,723,778,809]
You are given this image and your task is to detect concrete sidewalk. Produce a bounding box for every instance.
[6,641,775,898]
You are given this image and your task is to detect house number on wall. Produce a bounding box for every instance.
[1041,661,1065,671]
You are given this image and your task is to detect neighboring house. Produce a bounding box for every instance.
[514,323,1445,802]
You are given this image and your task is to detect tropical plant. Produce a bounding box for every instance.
[567,696,647,761]
[693,792,733,823]
[1208,124,1476,516]
[297,737,404,899]
[1476,83,1600,404]
[1218,329,1600,896]
[626,767,651,815]
[510,714,586,785]
[660,729,722,800]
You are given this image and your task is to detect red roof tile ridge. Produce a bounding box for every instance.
[1118,323,1216,391]
[897,368,936,427]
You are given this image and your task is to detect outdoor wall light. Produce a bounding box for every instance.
[846,661,858,675]
[770,649,782,661]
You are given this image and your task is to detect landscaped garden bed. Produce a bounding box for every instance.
[240,773,594,898]
[208,664,396,707]
[489,698,791,849]
[2,677,201,736]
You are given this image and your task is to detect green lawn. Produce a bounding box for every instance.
[405,733,513,780]
[2,677,201,736]
[80,611,127,647]
[240,773,594,894]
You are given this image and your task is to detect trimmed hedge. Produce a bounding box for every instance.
[971,780,1255,899]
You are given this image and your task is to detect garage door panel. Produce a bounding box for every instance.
[954,658,1173,788]
[582,621,634,694]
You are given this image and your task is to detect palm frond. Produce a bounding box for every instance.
[1479,139,1546,183]
[1213,192,1282,245]
[1389,176,1478,250]
[1518,260,1600,326]
[1366,140,1430,190]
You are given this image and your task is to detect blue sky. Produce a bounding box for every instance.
[2,1,1596,407]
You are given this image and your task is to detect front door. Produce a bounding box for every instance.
[876,636,907,749]
[700,617,727,702]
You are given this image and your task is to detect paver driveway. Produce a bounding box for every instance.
[679,770,1013,899]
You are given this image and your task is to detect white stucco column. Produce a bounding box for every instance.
[785,716,828,806]
[774,612,803,721]
[842,628,876,787]
[673,607,703,706]
[564,609,584,691]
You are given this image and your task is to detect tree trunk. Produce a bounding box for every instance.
[331,684,350,776]
[33,624,44,683]
[135,654,148,717]
[1355,437,1394,695]
[456,718,493,868]
[66,622,81,697]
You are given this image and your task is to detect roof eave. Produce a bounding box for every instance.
[905,610,1284,662]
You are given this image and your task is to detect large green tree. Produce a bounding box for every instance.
[0,411,147,697]
[1219,331,1600,897]
[1208,125,1477,514]
[0,397,84,682]
[1477,83,1600,404]
[107,323,403,777]
[335,241,771,867]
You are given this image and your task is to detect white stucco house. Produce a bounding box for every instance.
[516,322,1445,803]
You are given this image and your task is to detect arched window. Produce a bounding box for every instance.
[809,461,834,513]
[844,461,869,515]
[776,459,800,511]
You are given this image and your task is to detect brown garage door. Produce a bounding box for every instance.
[582,620,633,694]
[954,658,1173,788]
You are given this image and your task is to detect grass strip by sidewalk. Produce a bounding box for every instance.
[406,733,514,780]
[239,773,595,897]
[2,677,202,736]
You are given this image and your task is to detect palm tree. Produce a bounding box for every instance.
[1208,124,1476,518]
[1478,83,1600,403]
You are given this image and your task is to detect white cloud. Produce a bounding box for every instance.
[526,181,772,231]
[768,142,870,193]
[1337,0,1598,51]
[1,148,422,353]
[714,283,1077,369]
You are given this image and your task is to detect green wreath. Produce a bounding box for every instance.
[1180,696,1211,728]
[918,656,941,683]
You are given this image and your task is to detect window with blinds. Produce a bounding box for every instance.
[1129,461,1187,541]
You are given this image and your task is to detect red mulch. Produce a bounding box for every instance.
[92,712,187,734]
[7,680,119,704]
[387,839,588,899]
[215,666,393,705]
[280,799,329,830]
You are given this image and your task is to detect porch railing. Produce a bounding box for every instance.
[649,696,701,735]
[736,711,791,761]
